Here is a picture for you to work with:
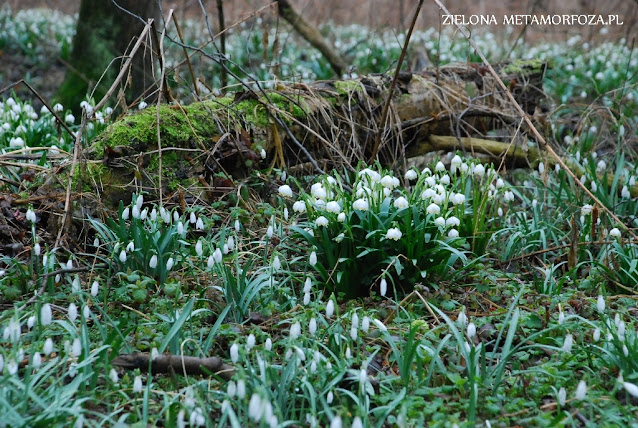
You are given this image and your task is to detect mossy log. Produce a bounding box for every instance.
[81,61,548,206]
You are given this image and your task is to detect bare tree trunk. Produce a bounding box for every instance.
[56,0,160,113]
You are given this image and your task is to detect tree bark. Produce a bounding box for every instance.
[56,0,160,113]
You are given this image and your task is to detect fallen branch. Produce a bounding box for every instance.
[111,353,234,380]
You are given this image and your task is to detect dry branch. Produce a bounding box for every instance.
[112,353,234,380]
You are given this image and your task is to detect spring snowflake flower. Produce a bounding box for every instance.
[65,113,75,123]
[334,233,345,243]
[473,164,485,177]
[448,228,459,238]
[446,216,460,227]
[426,203,440,215]
[451,193,466,205]
[386,227,402,241]
[312,186,327,200]
[421,188,435,200]
[435,161,446,172]
[149,255,158,269]
[381,175,399,189]
[393,196,409,209]
[326,201,341,213]
[278,184,293,198]
[405,169,418,180]
[315,216,329,227]
[353,198,369,211]
[439,174,450,185]
[434,216,446,227]
[609,228,621,238]
[337,212,346,222]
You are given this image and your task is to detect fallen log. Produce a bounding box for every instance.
[75,60,548,206]
[111,353,234,379]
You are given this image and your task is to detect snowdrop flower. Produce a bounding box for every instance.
[278,185,293,197]
[316,216,329,227]
[457,310,467,327]
[609,228,621,238]
[110,368,119,383]
[326,201,341,213]
[352,198,369,211]
[166,257,174,271]
[236,379,246,398]
[91,280,99,296]
[326,391,334,404]
[33,242,41,256]
[309,251,317,266]
[503,190,515,202]
[177,221,184,235]
[227,381,237,397]
[361,316,370,333]
[83,305,91,319]
[596,160,606,171]
[593,328,601,342]
[597,295,605,312]
[246,334,256,351]
[581,204,593,216]
[149,255,158,269]
[326,300,335,318]
[405,169,418,180]
[230,343,239,363]
[7,359,18,375]
[379,278,388,296]
[372,319,387,332]
[126,241,135,252]
[624,382,638,398]
[538,162,545,174]
[575,380,587,400]
[393,196,409,209]
[41,303,52,325]
[467,322,476,339]
[260,148,267,159]
[272,255,281,270]
[71,337,82,357]
[195,240,203,257]
[558,387,566,406]
[621,186,630,199]
[386,227,402,241]
[248,394,263,421]
[196,217,204,230]
[309,318,317,336]
[133,375,143,393]
[558,311,565,325]
[304,292,311,305]
[265,337,272,351]
[426,203,440,215]
[27,315,36,329]
[44,338,54,356]
[562,334,573,353]
[290,322,301,339]
[121,207,130,220]
[497,207,504,217]
[26,208,36,223]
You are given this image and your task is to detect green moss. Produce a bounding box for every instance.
[334,80,363,95]
[502,58,547,75]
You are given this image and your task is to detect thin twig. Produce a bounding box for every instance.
[369,0,424,163]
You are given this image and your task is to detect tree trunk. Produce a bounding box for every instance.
[76,61,547,208]
[56,0,160,114]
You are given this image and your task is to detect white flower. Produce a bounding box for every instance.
[372,319,387,332]
[498,207,504,217]
[278,184,293,198]
[26,208,36,223]
[213,248,223,263]
[609,228,621,238]
[558,387,566,406]
[467,322,476,339]
[272,255,281,270]
[248,394,263,421]
[426,203,440,215]
[361,316,370,333]
[149,255,158,269]
[596,160,606,171]
[538,162,545,174]
[304,292,311,305]
[309,251,317,266]
[53,103,63,112]
[452,193,465,205]
[138,100,148,110]
[133,375,143,393]
[65,113,75,124]
[313,186,327,200]
[575,380,587,400]
[227,237,235,251]
[109,368,119,383]
[434,216,446,227]
[309,318,317,336]
[405,169,418,180]
[379,278,388,296]
[623,382,638,398]
[246,333,256,350]
[195,240,203,257]
[230,343,239,363]
[27,315,36,329]
[503,190,515,202]
[265,337,273,351]
[473,164,485,177]
[33,242,41,256]
[290,322,301,339]
[597,295,605,312]
[326,300,335,318]
[386,227,402,241]
[353,198,369,211]
[451,155,462,167]
[562,334,573,353]
[166,257,174,271]
[260,149,267,159]
[380,175,398,189]
[316,216,329,227]
[334,233,345,243]
[446,216,460,227]
[621,186,630,199]
[41,303,52,325]
[196,217,204,230]
[326,201,341,213]
[326,390,334,404]
[448,228,459,238]
[177,221,184,235]
[43,338,54,356]
[91,280,99,296]
[83,306,91,319]
[32,352,42,369]
[393,196,409,209]
[118,249,127,263]
[439,174,450,185]
[292,200,306,213]
[581,204,593,216]
[593,328,601,341]
[71,337,81,357]
[330,416,342,428]
[457,310,467,327]
[435,161,446,172]
[421,188,435,200]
